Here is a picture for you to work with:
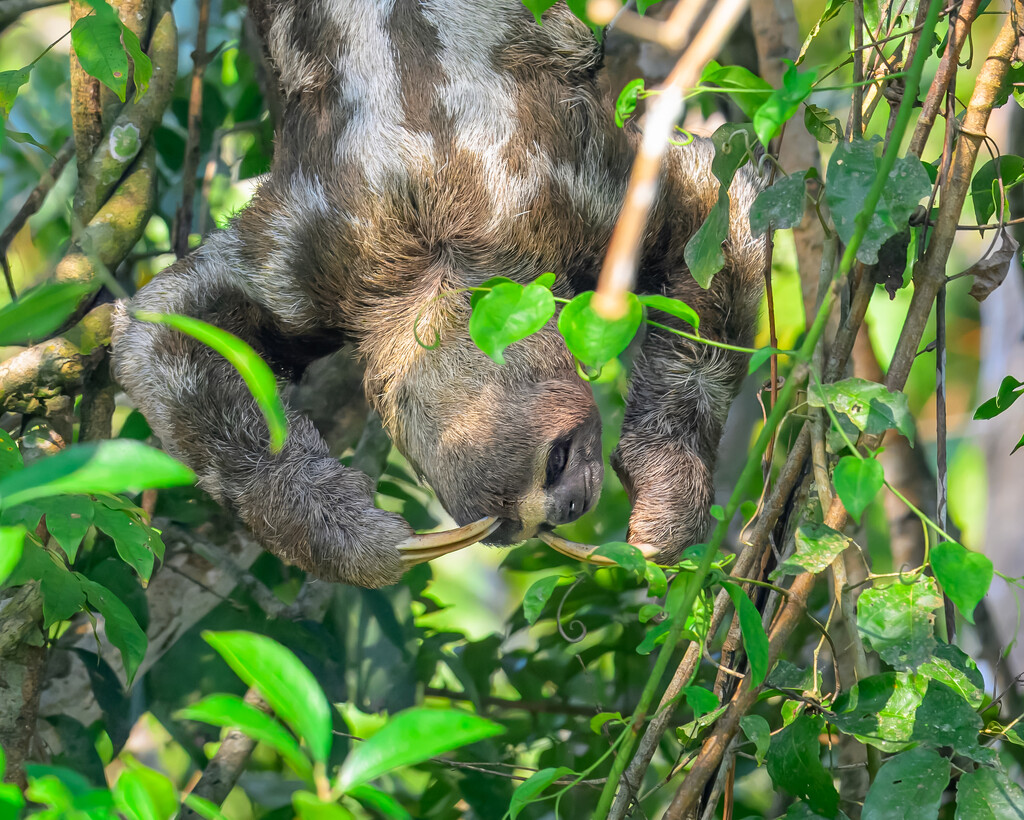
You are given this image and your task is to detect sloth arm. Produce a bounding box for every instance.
[111,230,415,588]
[610,138,766,561]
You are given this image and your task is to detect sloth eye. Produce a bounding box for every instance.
[545,438,572,487]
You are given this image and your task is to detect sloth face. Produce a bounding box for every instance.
[376,326,604,545]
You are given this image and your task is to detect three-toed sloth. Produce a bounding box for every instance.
[112,0,764,588]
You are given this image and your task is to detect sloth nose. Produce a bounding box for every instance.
[547,473,593,525]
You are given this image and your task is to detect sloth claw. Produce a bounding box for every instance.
[398,516,500,566]
[539,531,660,566]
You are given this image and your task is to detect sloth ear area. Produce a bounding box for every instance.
[397,516,501,566]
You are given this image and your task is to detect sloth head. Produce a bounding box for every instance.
[365,317,604,544]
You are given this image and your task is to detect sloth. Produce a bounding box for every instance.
[112,0,764,589]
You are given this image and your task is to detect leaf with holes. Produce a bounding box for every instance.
[770,523,850,579]
[557,291,642,369]
[72,10,131,102]
[808,378,915,444]
[862,748,949,820]
[750,171,809,234]
[833,456,883,524]
[469,281,555,365]
[930,541,993,624]
[857,577,942,670]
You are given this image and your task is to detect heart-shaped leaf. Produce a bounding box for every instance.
[929,541,993,624]
[833,456,884,523]
[557,291,642,369]
[469,281,555,365]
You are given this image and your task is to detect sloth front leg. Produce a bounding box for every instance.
[110,240,416,588]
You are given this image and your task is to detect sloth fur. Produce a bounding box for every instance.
[112,0,764,588]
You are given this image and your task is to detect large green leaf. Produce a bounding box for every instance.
[78,577,147,684]
[930,541,993,624]
[72,11,131,102]
[833,456,884,524]
[335,708,504,793]
[862,748,949,820]
[722,582,769,686]
[0,526,25,587]
[0,282,94,346]
[4,542,86,627]
[831,672,921,752]
[35,496,94,563]
[0,440,195,509]
[699,62,773,119]
[468,280,555,365]
[918,643,985,708]
[557,291,642,369]
[135,312,288,452]
[203,631,333,764]
[857,577,942,670]
[92,505,154,582]
[174,694,313,780]
[910,679,986,759]
[749,171,810,234]
[955,765,1024,819]
[112,766,177,820]
[766,714,840,817]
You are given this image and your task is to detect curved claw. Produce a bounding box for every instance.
[538,531,660,566]
[398,516,500,566]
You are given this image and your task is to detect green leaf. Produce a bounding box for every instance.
[174,694,313,780]
[974,375,1024,419]
[862,748,949,820]
[118,24,152,101]
[534,272,556,289]
[523,575,561,625]
[0,440,195,509]
[955,765,1024,819]
[750,171,809,234]
[589,712,623,734]
[971,156,1024,225]
[468,281,555,365]
[0,526,25,587]
[594,541,646,576]
[35,496,94,563]
[638,294,700,330]
[557,291,642,369]
[204,631,333,764]
[910,679,985,758]
[0,282,94,346]
[766,714,840,817]
[918,643,985,708]
[797,0,849,63]
[521,0,559,24]
[112,766,177,820]
[747,346,780,374]
[831,672,920,753]
[722,582,769,686]
[770,522,850,579]
[509,767,572,819]
[615,78,645,128]
[753,62,817,147]
[4,542,86,626]
[93,505,154,582]
[826,138,932,264]
[809,378,916,444]
[348,785,413,820]
[78,577,147,684]
[930,541,993,624]
[699,62,773,119]
[469,276,516,309]
[293,791,355,820]
[336,708,503,793]
[740,714,771,765]
[683,686,719,718]
[0,430,22,478]
[72,10,131,103]
[833,456,884,524]
[135,311,287,452]
[645,561,667,597]
[0,67,32,117]
[804,104,842,143]
[182,794,232,820]
[637,620,672,655]
[857,577,942,670]
[684,124,754,287]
